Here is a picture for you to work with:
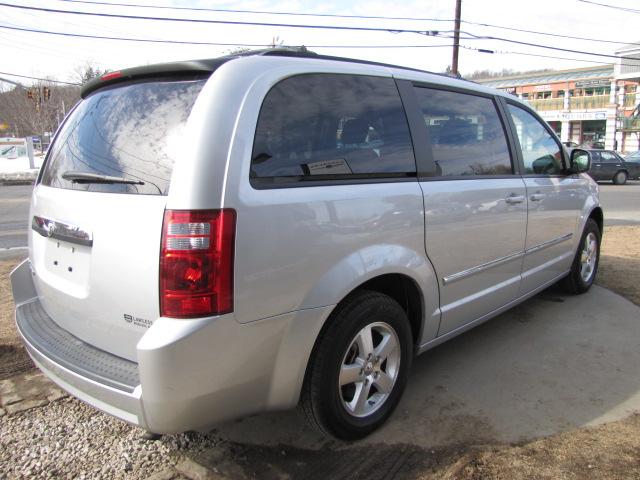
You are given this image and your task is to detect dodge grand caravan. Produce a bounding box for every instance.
[11,48,602,439]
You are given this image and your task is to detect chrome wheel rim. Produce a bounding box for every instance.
[580,232,598,283]
[338,322,400,418]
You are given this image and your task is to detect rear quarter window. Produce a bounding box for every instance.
[250,74,416,185]
[40,78,206,195]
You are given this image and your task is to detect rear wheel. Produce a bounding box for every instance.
[301,290,413,440]
[613,171,627,185]
[561,218,600,294]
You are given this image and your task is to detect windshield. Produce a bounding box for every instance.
[40,78,206,195]
[626,151,640,161]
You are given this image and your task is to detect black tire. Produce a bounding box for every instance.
[561,218,601,294]
[613,171,627,185]
[300,290,413,440]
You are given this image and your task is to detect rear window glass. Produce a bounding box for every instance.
[40,79,206,195]
[251,74,416,185]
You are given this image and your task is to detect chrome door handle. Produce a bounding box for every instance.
[505,194,525,205]
[530,193,546,201]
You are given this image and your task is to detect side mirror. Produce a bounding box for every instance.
[569,149,590,174]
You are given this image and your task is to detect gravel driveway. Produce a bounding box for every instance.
[1,397,219,479]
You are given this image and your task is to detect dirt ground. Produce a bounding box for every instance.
[0,258,33,380]
[597,226,640,307]
[1,225,639,479]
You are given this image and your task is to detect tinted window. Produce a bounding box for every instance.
[41,79,206,195]
[508,105,564,175]
[413,87,512,176]
[251,74,415,183]
[590,151,601,162]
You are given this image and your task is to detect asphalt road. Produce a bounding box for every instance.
[599,180,640,225]
[0,181,638,253]
[0,184,32,253]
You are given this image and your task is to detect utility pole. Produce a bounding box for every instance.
[451,0,462,76]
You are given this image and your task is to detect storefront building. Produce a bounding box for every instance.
[477,43,640,153]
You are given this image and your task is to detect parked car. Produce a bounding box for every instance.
[563,141,579,148]
[585,149,640,185]
[579,141,604,150]
[11,48,603,440]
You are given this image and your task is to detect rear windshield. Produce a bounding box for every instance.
[40,78,206,195]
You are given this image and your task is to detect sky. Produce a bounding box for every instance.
[1,0,639,86]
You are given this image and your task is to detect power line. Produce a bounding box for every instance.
[0,2,440,36]
[463,19,637,46]
[0,23,456,49]
[577,0,640,14]
[461,45,640,68]
[460,30,639,61]
[3,2,637,63]
[54,0,638,46]
[0,71,80,85]
[55,0,455,22]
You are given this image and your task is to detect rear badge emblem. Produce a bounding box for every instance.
[123,314,152,328]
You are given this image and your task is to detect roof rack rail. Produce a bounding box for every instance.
[81,46,467,98]
[253,46,454,79]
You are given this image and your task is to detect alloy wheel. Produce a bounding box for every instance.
[338,322,401,418]
[580,232,598,283]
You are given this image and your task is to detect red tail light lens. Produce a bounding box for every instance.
[160,209,236,318]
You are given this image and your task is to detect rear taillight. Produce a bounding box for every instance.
[160,209,236,318]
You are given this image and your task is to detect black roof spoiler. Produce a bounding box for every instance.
[80,58,229,98]
[81,46,457,98]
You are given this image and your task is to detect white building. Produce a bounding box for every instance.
[477,44,640,153]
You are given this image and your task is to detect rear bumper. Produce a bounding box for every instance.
[11,259,332,433]
[21,327,144,426]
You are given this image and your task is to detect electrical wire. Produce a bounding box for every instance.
[54,0,639,46]
[462,19,637,46]
[577,0,640,14]
[461,45,640,68]
[0,23,457,49]
[2,2,637,62]
[0,71,80,85]
[459,30,639,60]
[0,2,440,36]
[54,0,455,23]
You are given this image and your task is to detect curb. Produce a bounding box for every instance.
[0,172,37,186]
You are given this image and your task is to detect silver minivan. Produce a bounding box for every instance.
[11,49,602,439]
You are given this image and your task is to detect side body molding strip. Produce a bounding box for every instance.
[442,233,573,285]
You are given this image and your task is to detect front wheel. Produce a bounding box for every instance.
[613,171,627,185]
[561,218,601,294]
[300,290,413,440]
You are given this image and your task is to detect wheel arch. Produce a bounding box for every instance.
[613,169,629,183]
[588,206,603,234]
[301,271,426,388]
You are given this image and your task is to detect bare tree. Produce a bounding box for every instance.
[0,63,108,141]
[72,61,109,85]
[0,82,80,140]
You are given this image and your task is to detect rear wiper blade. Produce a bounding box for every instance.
[62,170,145,185]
